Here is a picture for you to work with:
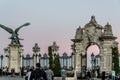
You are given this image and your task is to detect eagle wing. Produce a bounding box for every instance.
[0,24,13,34]
[15,23,30,34]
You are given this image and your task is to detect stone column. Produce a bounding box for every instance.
[4,47,9,68]
[19,48,23,68]
[99,23,117,74]
[75,52,81,73]
[71,44,75,69]
[33,54,37,68]
[36,54,41,63]
[32,43,40,68]
[100,40,114,74]
[8,44,23,73]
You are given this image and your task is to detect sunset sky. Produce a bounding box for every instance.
[0,0,120,57]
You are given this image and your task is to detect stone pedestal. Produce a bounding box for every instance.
[6,44,23,73]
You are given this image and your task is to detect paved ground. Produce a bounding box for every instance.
[0,76,24,80]
[0,76,107,80]
[0,76,101,80]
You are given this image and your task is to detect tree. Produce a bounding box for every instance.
[112,47,120,73]
[48,46,61,76]
[48,46,53,68]
[53,54,61,76]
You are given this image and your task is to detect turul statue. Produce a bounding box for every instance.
[0,23,30,45]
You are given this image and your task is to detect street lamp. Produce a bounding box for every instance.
[91,53,98,78]
[91,53,94,70]
[95,55,99,66]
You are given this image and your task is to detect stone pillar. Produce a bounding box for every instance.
[4,47,9,68]
[8,44,23,73]
[33,54,37,68]
[99,23,117,74]
[19,49,23,68]
[37,54,41,63]
[33,43,40,68]
[100,40,114,74]
[75,52,81,73]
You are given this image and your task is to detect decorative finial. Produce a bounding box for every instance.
[104,22,113,36]
[90,15,97,23]
[106,22,110,25]
[79,26,81,28]
[53,41,56,45]
[33,43,40,53]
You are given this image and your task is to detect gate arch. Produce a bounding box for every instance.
[71,16,118,76]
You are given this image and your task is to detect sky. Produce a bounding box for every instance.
[0,0,120,57]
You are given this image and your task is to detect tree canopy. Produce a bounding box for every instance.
[112,47,120,73]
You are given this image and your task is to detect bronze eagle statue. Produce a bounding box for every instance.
[0,23,30,45]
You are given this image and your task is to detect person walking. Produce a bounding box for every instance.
[61,67,67,80]
[11,68,15,77]
[45,67,54,80]
[86,70,91,80]
[30,63,47,80]
[102,71,105,80]
[112,71,115,80]
[25,68,33,80]
[21,67,24,77]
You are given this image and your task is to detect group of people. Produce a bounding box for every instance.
[0,67,8,76]
[25,63,51,80]
[25,63,67,80]
[86,70,99,79]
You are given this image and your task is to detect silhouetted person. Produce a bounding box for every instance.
[25,68,33,80]
[11,68,15,77]
[45,67,54,80]
[61,67,67,80]
[112,71,115,80]
[30,63,47,80]
[21,67,24,77]
[87,70,91,80]
[0,68,2,76]
[102,71,105,80]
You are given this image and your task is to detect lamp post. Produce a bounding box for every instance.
[91,53,98,79]
[95,55,100,77]
[91,53,98,70]
[91,53,94,70]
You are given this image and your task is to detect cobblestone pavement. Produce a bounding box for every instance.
[0,76,24,80]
